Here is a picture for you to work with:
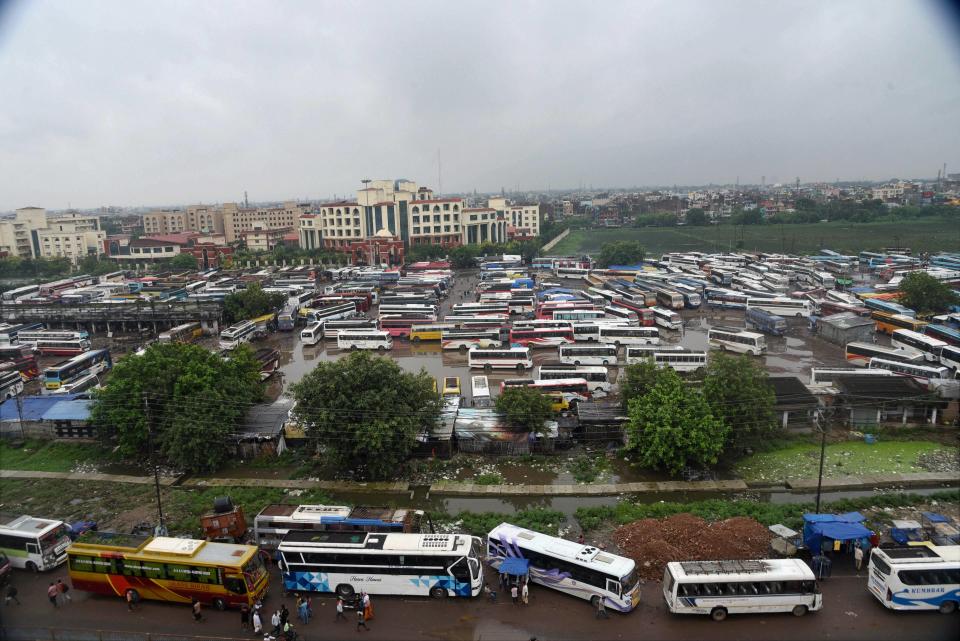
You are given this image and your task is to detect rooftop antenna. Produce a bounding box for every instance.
[437,149,442,196]
[244,191,249,208]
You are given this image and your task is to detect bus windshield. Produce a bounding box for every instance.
[40,525,71,553]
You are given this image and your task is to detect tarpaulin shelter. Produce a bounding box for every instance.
[802,512,873,553]
[498,557,530,577]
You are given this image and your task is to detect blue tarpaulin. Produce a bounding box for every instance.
[803,513,873,552]
[802,512,865,523]
[40,400,92,422]
[921,511,951,524]
[498,558,530,576]
[0,394,83,422]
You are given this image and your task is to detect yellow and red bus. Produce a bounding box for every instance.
[870,311,928,335]
[67,533,268,610]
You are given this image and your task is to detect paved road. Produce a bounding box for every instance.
[1,562,956,641]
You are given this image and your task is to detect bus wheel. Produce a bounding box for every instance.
[377,345,386,352]
[602,360,609,365]
[350,345,357,351]
[574,360,581,366]
[484,364,492,372]
[791,604,808,617]
[516,364,525,373]
[710,607,728,622]
[459,345,468,353]
[25,561,38,573]
[412,336,421,343]
[939,600,957,614]
[336,584,355,600]
[430,587,447,599]
[213,597,227,611]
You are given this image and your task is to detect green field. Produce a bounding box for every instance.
[549,216,960,256]
[0,439,104,472]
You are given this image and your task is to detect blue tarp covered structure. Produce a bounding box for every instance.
[921,511,951,524]
[803,513,873,552]
[498,557,530,576]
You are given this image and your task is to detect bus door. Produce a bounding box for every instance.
[448,557,472,593]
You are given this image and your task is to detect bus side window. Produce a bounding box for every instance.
[224,577,247,594]
[758,582,771,594]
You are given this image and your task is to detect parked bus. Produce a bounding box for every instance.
[278,531,482,600]
[508,326,574,349]
[609,299,656,326]
[0,515,72,572]
[337,330,392,352]
[745,307,788,336]
[650,306,683,331]
[0,344,40,380]
[558,344,619,366]
[652,349,709,373]
[471,375,491,404]
[379,316,434,339]
[864,298,916,318]
[925,324,960,348]
[550,309,605,323]
[624,344,684,365]
[602,305,640,324]
[940,345,960,371]
[554,267,591,280]
[501,377,592,404]
[467,347,533,372]
[663,558,822,621]
[867,545,960,613]
[704,288,748,310]
[487,522,639,612]
[300,321,323,346]
[868,358,952,382]
[872,311,928,335]
[158,322,202,344]
[253,504,425,550]
[707,327,766,356]
[31,337,92,356]
[441,328,501,352]
[409,323,458,343]
[0,368,25,400]
[47,371,100,395]
[277,304,299,331]
[320,318,378,340]
[443,315,509,329]
[1,284,40,302]
[891,329,947,363]
[671,283,703,309]
[809,367,894,387]
[219,320,257,351]
[303,302,359,324]
[538,365,611,393]
[513,320,575,331]
[0,323,44,344]
[68,533,268,610]
[844,342,922,366]
[597,325,659,347]
[746,297,812,318]
[451,303,510,317]
[43,349,112,390]
[571,322,621,342]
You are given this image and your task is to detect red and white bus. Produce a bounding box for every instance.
[500,378,591,404]
[508,326,575,348]
[609,300,656,327]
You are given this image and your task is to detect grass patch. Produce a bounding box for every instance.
[475,473,505,485]
[733,440,952,482]
[0,439,106,472]
[437,508,567,537]
[549,216,960,256]
[569,454,611,483]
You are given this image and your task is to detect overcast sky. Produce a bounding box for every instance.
[1,0,958,211]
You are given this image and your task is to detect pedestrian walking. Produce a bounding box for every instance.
[356,607,369,631]
[362,591,373,621]
[5,585,20,606]
[56,579,71,604]
[192,598,202,622]
[280,603,289,627]
[47,582,59,608]
[335,597,346,622]
[252,609,263,635]
[595,597,608,619]
[577,533,584,545]
[126,589,135,612]
[855,543,864,573]
[511,584,519,605]
[484,583,497,603]
[521,580,529,605]
[298,598,310,624]
[499,572,507,590]
[306,596,313,620]
[271,609,282,634]
[240,603,250,630]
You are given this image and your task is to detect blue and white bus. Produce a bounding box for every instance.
[867,545,960,613]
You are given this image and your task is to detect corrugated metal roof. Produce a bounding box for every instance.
[40,399,93,422]
[0,394,83,422]
[819,312,874,330]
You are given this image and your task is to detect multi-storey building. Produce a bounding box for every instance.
[0,208,104,263]
[0,207,40,258]
[241,223,295,252]
[222,201,310,243]
[461,208,508,244]
[143,205,224,235]
[408,198,464,247]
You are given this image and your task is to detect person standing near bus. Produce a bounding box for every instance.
[252,609,263,635]
[356,607,369,631]
[855,542,864,574]
[362,591,373,621]
[56,579,71,605]
[191,598,202,623]
[521,580,529,605]
[47,583,58,608]
[335,598,346,622]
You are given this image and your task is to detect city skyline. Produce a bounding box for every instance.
[1,0,958,211]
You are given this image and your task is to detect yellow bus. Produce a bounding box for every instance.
[409,323,457,342]
[871,311,928,335]
[67,533,268,611]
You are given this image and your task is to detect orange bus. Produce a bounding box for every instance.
[870,311,928,335]
[67,533,268,610]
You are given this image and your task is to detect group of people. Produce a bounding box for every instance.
[487,571,530,606]
[45,580,71,607]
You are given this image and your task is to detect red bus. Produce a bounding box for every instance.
[508,327,574,348]
[609,300,656,327]
[379,315,435,339]
[0,344,40,380]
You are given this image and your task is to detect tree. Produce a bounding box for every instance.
[90,343,263,472]
[291,351,440,479]
[620,359,667,409]
[449,245,479,269]
[597,241,646,268]
[624,368,728,476]
[702,352,777,454]
[898,271,960,315]
[495,386,555,435]
[406,244,447,263]
[223,283,288,324]
[77,255,122,276]
[170,253,199,270]
[685,208,708,226]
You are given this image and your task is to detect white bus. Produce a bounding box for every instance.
[337,330,392,351]
[602,305,639,324]
[891,329,947,363]
[663,559,822,621]
[941,345,960,371]
[538,364,611,393]
[651,306,683,331]
[0,515,72,572]
[868,357,952,382]
[624,344,684,365]
[158,322,202,344]
[219,320,256,351]
[487,522,640,613]
[441,329,501,352]
[471,375,491,403]
[558,344,618,366]
[868,545,960,613]
[708,327,767,356]
[652,349,708,373]
[300,321,323,346]
[598,326,660,347]
[467,347,533,372]
[809,367,894,388]
[552,309,605,323]
[254,504,424,550]
[278,531,483,600]
[321,318,379,340]
[844,342,923,367]
[569,321,629,342]
[746,297,812,318]
[0,368,25,400]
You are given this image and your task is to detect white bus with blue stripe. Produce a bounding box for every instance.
[867,545,960,614]
[487,522,640,613]
[279,531,482,601]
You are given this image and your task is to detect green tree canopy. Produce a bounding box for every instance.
[170,253,199,269]
[90,343,263,472]
[495,386,555,435]
[597,240,646,268]
[77,255,123,276]
[685,208,708,226]
[898,271,960,315]
[223,282,288,324]
[624,368,728,476]
[620,359,668,410]
[406,244,448,263]
[449,246,479,269]
[702,352,778,454]
[291,351,440,479]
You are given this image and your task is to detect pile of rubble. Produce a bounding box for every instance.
[613,513,773,581]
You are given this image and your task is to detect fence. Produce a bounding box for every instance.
[0,628,248,641]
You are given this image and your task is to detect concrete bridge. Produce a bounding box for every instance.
[0,300,224,334]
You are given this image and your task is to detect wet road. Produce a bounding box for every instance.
[2,562,956,641]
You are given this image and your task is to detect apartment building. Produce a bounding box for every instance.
[409,198,464,247]
[241,223,296,252]
[461,208,508,244]
[0,208,104,263]
[222,201,310,243]
[143,205,224,236]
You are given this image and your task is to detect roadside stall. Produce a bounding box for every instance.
[921,511,960,545]
[889,519,924,545]
[802,512,874,579]
[768,524,804,557]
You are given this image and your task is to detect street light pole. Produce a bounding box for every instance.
[815,409,828,514]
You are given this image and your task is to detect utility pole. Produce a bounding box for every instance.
[814,407,830,514]
[15,386,26,441]
[143,393,166,535]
